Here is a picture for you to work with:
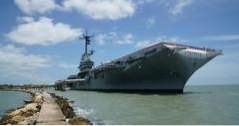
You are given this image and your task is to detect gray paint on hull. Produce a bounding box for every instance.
[71,46,217,92]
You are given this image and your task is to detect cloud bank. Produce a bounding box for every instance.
[6,17,81,46]
[169,0,193,16]
[0,44,51,81]
[95,32,134,45]
[14,0,135,20]
[14,0,57,15]
[62,0,135,20]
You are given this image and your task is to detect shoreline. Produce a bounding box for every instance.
[0,89,92,125]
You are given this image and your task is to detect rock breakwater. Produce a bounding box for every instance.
[0,89,92,125]
[51,93,92,125]
[0,91,43,125]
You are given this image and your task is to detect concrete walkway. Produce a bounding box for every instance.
[36,92,67,125]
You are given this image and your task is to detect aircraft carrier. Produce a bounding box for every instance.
[55,33,222,93]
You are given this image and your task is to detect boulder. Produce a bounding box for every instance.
[8,109,24,117]
[33,94,43,104]
[2,115,25,124]
[24,103,38,112]
[17,112,39,125]
[0,92,42,125]
[69,117,92,125]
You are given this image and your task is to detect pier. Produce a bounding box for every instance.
[0,86,92,125]
[36,92,67,125]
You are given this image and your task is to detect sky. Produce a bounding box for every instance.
[0,0,239,85]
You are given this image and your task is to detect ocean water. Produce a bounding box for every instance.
[52,85,239,125]
[0,91,31,119]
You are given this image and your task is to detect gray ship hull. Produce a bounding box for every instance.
[61,42,221,93]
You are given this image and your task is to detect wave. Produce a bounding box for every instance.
[76,107,93,117]
[75,106,106,125]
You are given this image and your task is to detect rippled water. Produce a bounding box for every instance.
[51,85,239,125]
[0,91,31,119]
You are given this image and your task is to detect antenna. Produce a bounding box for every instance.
[79,30,94,55]
[78,30,95,72]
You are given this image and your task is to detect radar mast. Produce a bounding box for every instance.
[78,31,94,72]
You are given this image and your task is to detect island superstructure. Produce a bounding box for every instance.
[55,32,222,93]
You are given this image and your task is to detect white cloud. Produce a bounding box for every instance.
[155,35,185,42]
[203,34,239,41]
[14,0,136,20]
[0,44,51,80]
[136,0,156,5]
[94,33,183,47]
[135,41,154,48]
[0,44,79,83]
[6,17,81,46]
[135,34,187,48]
[116,33,134,44]
[17,16,34,23]
[95,34,108,45]
[14,0,57,15]
[95,32,134,45]
[169,0,193,16]
[137,0,194,16]
[94,32,117,45]
[62,0,135,20]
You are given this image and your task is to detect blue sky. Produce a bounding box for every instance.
[0,0,239,85]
